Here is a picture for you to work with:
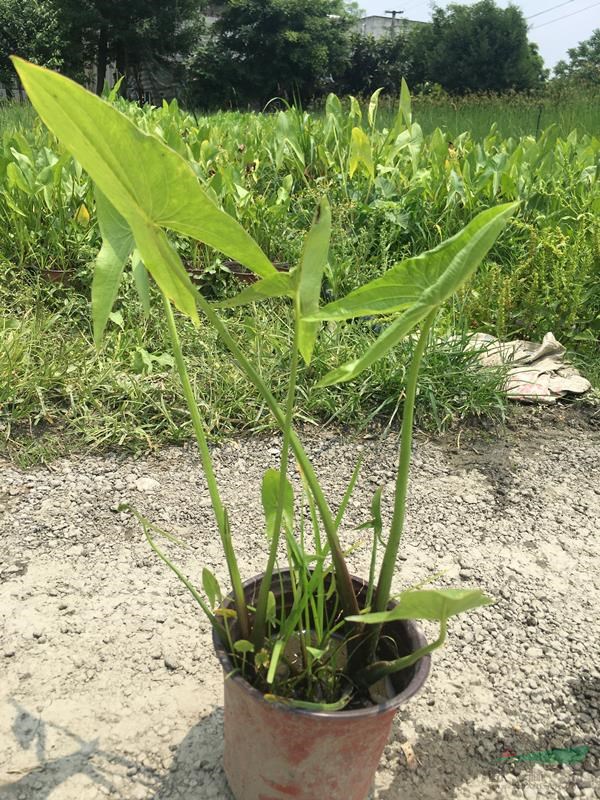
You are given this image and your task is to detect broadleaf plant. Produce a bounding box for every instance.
[13,56,516,710]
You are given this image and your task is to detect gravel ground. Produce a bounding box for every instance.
[1,414,599,800]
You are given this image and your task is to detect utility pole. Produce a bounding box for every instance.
[385,9,404,30]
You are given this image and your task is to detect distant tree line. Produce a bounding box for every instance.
[0,0,597,107]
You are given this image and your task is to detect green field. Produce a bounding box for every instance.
[0,88,598,463]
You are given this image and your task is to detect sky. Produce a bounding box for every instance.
[358,0,600,68]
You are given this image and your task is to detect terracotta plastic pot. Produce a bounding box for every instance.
[213,571,430,800]
[223,260,289,284]
[44,268,71,286]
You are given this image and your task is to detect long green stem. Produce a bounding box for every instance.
[195,292,359,618]
[373,311,436,613]
[252,325,300,650]
[357,617,447,687]
[161,292,250,640]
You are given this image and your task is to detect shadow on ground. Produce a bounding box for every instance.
[2,674,597,800]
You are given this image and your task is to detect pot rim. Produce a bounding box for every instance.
[212,570,431,720]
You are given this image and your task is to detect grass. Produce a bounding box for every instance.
[0,84,598,463]
[408,86,600,139]
[0,268,509,465]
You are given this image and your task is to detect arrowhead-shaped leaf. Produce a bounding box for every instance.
[349,127,374,179]
[11,57,275,324]
[347,587,494,624]
[312,203,518,322]
[314,203,518,386]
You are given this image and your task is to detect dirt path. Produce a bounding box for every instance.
[1,422,599,800]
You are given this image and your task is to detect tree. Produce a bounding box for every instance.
[188,0,355,108]
[0,0,64,96]
[337,31,411,96]
[408,0,546,93]
[555,29,600,84]
[51,0,205,98]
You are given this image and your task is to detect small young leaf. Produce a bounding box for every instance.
[349,127,374,179]
[266,591,277,626]
[202,567,222,609]
[261,469,294,540]
[296,197,331,364]
[399,78,412,128]
[92,189,134,347]
[108,310,124,329]
[132,250,151,315]
[74,203,90,226]
[368,88,383,129]
[233,639,255,654]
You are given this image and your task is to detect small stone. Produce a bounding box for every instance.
[164,655,179,671]
[4,650,15,658]
[526,647,544,659]
[462,494,479,505]
[135,477,160,493]
[524,787,538,800]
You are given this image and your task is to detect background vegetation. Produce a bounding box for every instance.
[0,86,598,463]
[1,0,599,106]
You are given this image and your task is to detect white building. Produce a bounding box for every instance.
[356,15,427,39]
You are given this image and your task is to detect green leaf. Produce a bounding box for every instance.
[368,88,383,129]
[313,204,517,322]
[347,588,494,625]
[266,591,277,626]
[202,567,222,609]
[261,469,294,540]
[132,250,151,315]
[296,197,331,364]
[314,203,518,386]
[233,639,255,654]
[91,189,134,346]
[108,310,124,329]
[214,272,293,309]
[333,454,363,530]
[349,127,374,179]
[399,78,412,128]
[11,58,275,321]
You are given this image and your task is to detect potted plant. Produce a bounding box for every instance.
[12,57,517,800]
